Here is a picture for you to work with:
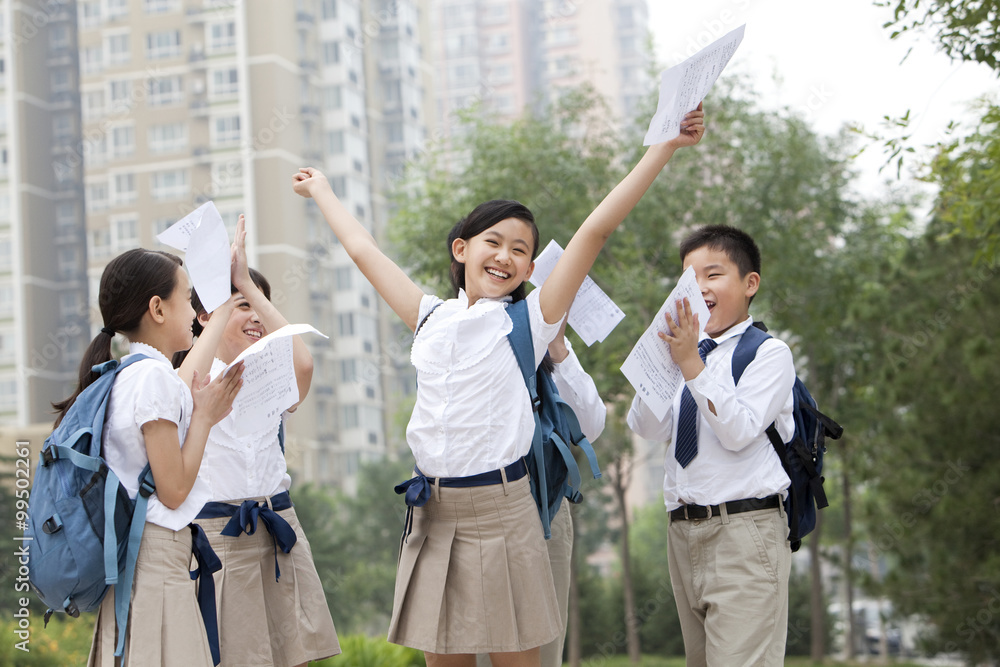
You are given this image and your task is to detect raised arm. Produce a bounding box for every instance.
[293,167,425,331]
[538,104,706,324]
[231,215,313,409]
[177,296,237,387]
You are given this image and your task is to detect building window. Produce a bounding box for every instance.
[111,173,136,205]
[82,45,104,75]
[111,214,139,250]
[211,115,241,146]
[148,122,187,154]
[324,85,342,110]
[210,67,238,98]
[104,32,131,65]
[211,161,242,196]
[326,130,344,155]
[108,79,133,110]
[148,75,183,106]
[322,41,339,66]
[49,24,71,51]
[150,169,188,201]
[340,359,357,383]
[52,115,74,142]
[105,0,129,20]
[335,266,353,291]
[86,181,109,213]
[146,30,181,61]
[341,405,359,429]
[338,313,355,337]
[110,125,134,158]
[144,0,179,14]
[89,228,112,260]
[50,68,73,93]
[207,21,236,54]
[321,0,337,20]
[79,1,102,28]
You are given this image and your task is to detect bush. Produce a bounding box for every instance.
[313,634,425,667]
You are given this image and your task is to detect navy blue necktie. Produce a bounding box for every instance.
[674,338,719,468]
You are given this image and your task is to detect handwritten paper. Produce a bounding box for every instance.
[527,240,626,346]
[156,201,231,313]
[222,323,327,436]
[643,24,745,146]
[620,267,711,421]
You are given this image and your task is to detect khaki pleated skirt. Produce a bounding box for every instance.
[198,502,340,667]
[88,523,214,667]
[388,474,561,654]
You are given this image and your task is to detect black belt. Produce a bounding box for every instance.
[670,495,780,521]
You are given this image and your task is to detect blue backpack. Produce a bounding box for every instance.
[25,355,156,657]
[506,299,602,539]
[732,324,843,552]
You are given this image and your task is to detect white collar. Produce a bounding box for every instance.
[703,316,754,346]
[127,341,173,365]
[457,288,513,308]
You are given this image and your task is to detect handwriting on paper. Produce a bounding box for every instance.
[528,240,626,346]
[644,24,745,145]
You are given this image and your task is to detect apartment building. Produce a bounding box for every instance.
[3,0,432,491]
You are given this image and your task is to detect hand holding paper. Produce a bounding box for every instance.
[644,24,745,146]
[156,201,232,313]
[620,267,710,421]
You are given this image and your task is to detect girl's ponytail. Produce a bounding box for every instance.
[52,248,183,426]
[51,329,116,426]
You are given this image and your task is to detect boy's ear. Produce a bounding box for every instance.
[451,237,468,263]
[744,272,760,299]
[148,295,166,324]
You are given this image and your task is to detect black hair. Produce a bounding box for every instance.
[447,200,539,302]
[53,248,184,426]
[170,268,271,368]
[446,202,555,373]
[679,224,762,277]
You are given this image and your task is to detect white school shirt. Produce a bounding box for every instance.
[408,288,562,478]
[103,342,213,530]
[627,317,795,511]
[200,357,291,502]
[550,338,606,442]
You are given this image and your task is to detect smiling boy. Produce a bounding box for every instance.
[627,225,795,666]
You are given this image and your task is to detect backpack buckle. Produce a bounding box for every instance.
[139,479,156,499]
[531,395,542,413]
[41,447,58,466]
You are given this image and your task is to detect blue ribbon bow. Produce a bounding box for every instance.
[189,524,223,665]
[216,499,297,581]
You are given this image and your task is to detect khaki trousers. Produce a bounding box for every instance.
[668,505,791,667]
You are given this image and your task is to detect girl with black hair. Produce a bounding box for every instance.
[59,248,244,667]
[293,104,705,667]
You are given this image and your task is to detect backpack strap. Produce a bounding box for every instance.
[114,463,155,657]
[505,300,551,538]
[731,322,771,385]
[554,399,601,484]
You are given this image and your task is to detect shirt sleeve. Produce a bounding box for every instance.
[415,293,443,334]
[550,339,606,441]
[687,338,795,452]
[131,362,186,429]
[627,393,674,442]
[526,289,562,370]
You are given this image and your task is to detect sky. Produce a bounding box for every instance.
[645,0,999,197]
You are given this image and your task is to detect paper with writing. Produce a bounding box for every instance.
[527,239,626,346]
[221,323,327,436]
[643,24,745,146]
[156,201,231,313]
[620,266,711,421]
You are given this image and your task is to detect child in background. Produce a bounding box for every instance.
[176,216,340,667]
[293,102,703,667]
[627,225,795,666]
[50,248,244,667]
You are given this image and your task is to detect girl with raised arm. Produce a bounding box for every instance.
[292,105,705,667]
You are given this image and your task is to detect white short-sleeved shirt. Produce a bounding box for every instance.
[627,317,795,511]
[199,357,291,501]
[103,342,213,530]
[550,337,606,442]
[408,288,562,478]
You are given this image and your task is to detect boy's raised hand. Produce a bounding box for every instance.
[659,297,705,381]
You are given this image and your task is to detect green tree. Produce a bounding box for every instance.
[878,0,1000,69]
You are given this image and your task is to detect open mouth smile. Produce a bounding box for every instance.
[244,329,263,340]
[485,267,511,280]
